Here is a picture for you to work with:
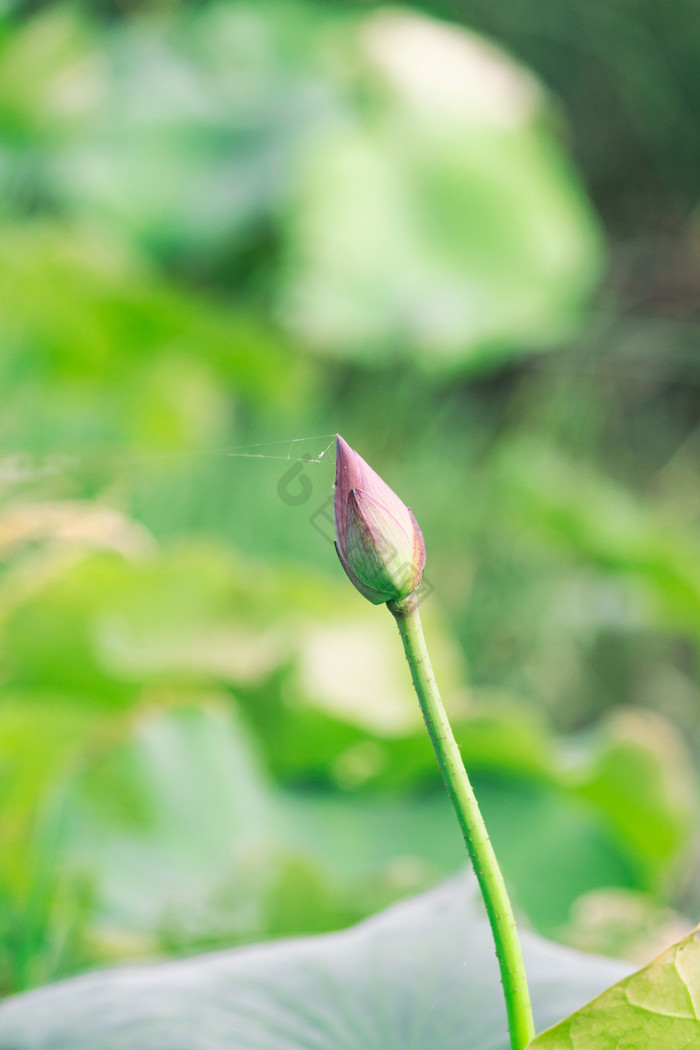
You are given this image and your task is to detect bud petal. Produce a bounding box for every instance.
[333,435,426,605]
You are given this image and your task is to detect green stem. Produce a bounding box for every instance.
[388,594,535,1050]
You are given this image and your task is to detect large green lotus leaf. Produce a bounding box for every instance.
[528,923,700,1049]
[0,540,335,703]
[278,10,603,368]
[64,701,360,955]
[38,4,333,255]
[0,873,628,1050]
[67,703,274,932]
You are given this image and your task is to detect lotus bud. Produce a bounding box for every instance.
[333,435,426,605]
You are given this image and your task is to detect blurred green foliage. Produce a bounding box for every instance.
[0,0,699,999]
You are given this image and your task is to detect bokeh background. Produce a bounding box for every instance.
[1,0,700,995]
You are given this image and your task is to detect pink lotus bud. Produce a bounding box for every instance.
[333,435,426,605]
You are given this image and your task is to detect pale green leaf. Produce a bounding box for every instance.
[279,11,603,369]
[528,924,700,1050]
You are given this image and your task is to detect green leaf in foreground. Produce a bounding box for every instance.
[0,873,627,1050]
[528,924,700,1050]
